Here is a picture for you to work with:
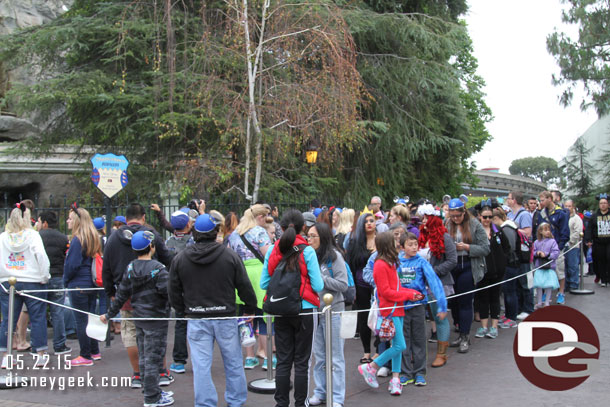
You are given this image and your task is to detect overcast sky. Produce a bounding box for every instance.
[465,0,598,173]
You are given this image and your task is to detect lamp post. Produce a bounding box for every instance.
[306,144,318,165]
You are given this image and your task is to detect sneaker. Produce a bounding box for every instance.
[486,327,498,339]
[262,356,277,371]
[389,377,402,395]
[244,357,259,370]
[541,292,546,302]
[399,376,414,385]
[91,353,101,361]
[458,336,470,353]
[474,327,488,338]
[159,371,174,386]
[131,374,143,389]
[34,353,50,367]
[499,315,507,323]
[169,363,185,374]
[377,366,391,377]
[428,330,438,343]
[70,355,93,367]
[143,394,174,407]
[54,345,72,355]
[499,318,518,328]
[516,312,529,320]
[308,395,325,406]
[556,293,565,305]
[358,363,379,388]
[414,374,427,386]
[161,391,174,398]
[601,283,608,287]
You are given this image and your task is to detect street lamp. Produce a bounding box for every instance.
[305,144,318,165]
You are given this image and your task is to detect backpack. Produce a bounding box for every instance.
[327,259,356,305]
[91,253,104,287]
[263,244,306,316]
[516,230,532,264]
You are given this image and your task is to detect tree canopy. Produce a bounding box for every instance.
[0,0,491,205]
[547,0,610,117]
[509,156,559,184]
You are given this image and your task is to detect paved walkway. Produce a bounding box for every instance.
[1,277,607,406]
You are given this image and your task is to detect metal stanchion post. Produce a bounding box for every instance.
[323,294,334,407]
[571,233,594,295]
[1,277,28,389]
[248,314,276,394]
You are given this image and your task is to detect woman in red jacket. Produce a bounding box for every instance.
[357,232,423,396]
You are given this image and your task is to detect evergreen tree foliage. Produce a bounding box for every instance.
[564,138,597,209]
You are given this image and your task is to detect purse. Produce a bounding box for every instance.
[367,289,380,332]
[374,270,400,341]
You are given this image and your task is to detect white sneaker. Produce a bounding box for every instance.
[516,312,530,320]
[34,353,50,368]
[389,377,402,395]
[1,355,9,369]
[308,395,325,406]
[377,366,391,377]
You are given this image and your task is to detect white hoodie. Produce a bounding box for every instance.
[0,229,50,284]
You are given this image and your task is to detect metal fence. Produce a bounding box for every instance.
[0,192,315,236]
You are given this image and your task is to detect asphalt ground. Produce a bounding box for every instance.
[1,276,607,407]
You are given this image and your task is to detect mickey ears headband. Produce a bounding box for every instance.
[597,193,608,201]
[476,198,499,210]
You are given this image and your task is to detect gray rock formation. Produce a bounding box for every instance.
[0,115,39,142]
[0,0,73,35]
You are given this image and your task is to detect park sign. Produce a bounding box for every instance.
[90,153,129,198]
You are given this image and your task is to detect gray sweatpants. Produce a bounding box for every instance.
[400,305,427,379]
[136,325,168,403]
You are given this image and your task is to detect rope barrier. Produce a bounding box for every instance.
[1,241,583,321]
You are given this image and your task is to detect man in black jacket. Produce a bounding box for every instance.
[37,211,71,355]
[169,213,256,407]
[102,203,173,388]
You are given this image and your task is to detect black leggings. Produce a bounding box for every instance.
[475,272,504,320]
[355,285,373,354]
[593,242,610,284]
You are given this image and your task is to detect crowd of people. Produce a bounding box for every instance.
[0,188,608,407]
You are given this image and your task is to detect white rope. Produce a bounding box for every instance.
[2,242,583,321]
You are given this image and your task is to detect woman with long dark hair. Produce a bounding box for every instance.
[445,199,489,353]
[346,213,377,363]
[307,222,348,406]
[417,204,457,367]
[261,210,323,407]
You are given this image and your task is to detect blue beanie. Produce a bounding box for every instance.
[114,215,126,224]
[448,198,464,210]
[131,230,155,250]
[170,211,190,230]
[93,217,105,230]
[194,214,218,233]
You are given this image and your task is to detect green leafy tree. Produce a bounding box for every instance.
[509,156,559,184]
[547,0,610,116]
[564,138,597,208]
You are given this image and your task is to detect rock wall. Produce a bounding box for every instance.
[0,0,73,35]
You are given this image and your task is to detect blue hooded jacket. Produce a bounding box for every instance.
[397,253,447,312]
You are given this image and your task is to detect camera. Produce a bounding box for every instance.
[188,199,200,211]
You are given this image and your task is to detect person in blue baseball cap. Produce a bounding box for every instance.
[102,229,172,407]
[93,217,105,231]
[112,215,127,231]
[445,197,490,354]
[169,213,257,407]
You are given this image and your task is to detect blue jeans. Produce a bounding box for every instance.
[451,261,475,334]
[502,266,519,321]
[64,295,76,335]
[0,281,48,352]
[48,277,67,350]
[517,263,534,314]
[565,248,580,289]
[188,319,247,407]
[69,290,99,359]
[373,317,405,373]
[430,301,450,342]
[312,314,345,405]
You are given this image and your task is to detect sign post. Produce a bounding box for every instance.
[91,153,129,347]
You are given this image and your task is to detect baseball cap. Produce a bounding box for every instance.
[131,230,155,250]
[93,217,105,230]
[114,215,126,224]
[313,208,322,217]
[170,211,190,230]
[303,212,316,227]
[194,214,220,233]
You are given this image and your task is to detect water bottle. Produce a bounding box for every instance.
[238,318,256,348]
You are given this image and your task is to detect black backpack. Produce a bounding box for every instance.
[263,244,306,316]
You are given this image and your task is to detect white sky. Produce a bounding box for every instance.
[465,0,598,173]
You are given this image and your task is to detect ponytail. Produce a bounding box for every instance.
[278,209,305,270]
